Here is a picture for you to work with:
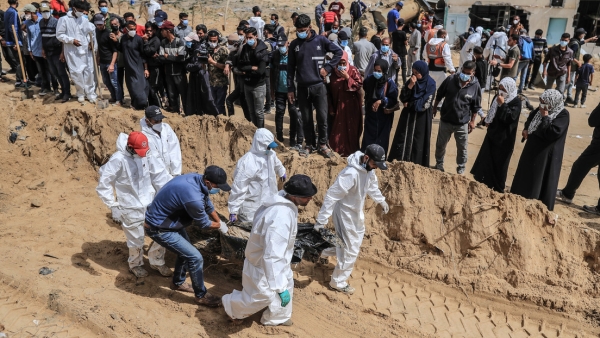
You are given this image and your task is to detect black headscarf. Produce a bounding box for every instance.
[411,60,437,112]
[371,59,389,100]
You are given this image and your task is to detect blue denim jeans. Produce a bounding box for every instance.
[516,60,529,92]
[145,227,207,298]
[99,63,121,102]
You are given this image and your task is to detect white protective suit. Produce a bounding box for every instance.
[222,190,297,325]
[96,133,172,269]
[56,11,97,101]
[228,128,286,222]
[147,0,161,20]
[140,118,182,176]
[248,16,265,40]
[316,151,386,289]
[423,37,455,90]
[483,31,508,90]
[459,27,483,70]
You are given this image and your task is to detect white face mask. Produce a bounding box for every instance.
[42,12,51,19]
[513,20,518,25]
[128,30,136,37]
[74,11,83,18]
[24,14,31,20]
[152,122,163,132]
[209,42,217,48]
[227,44,236,51]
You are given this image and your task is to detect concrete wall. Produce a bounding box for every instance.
[445,0,578,37]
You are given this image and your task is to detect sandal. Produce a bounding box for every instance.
[298,147,311,158]
[319,146,333,159]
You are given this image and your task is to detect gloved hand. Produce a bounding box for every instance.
[380,201,389,214]
[229,214,237,223]
[280,174,287,182]
[219,221,229,234]
[111,206,122,223]
[278,289,290,307]
[313,222,325,231]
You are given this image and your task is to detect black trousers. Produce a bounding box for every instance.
[575,85,589,104]
[226,74,250,121]
[148,66,163,107]
[275,92,304,146]
[33,56,57,91]
[46,51,70,97]
[2,45,18,70]
[165,74,188,113]
[117,66,125,102]
[526,56,542,87]
[264,69,271,110]
[297,82,328,148]
[399,55,407,84]
[562,141,600,207]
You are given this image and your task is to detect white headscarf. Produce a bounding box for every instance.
[485,77,517,124]
[527,89,565,134]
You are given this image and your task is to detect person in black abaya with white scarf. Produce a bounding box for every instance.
[510,89,570,211]
[470,77,521,192]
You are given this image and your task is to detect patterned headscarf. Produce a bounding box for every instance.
[527,89,565,134]
[485,77,517,124]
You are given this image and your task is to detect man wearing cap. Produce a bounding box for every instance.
[144,167,231,308]
[387,2,402,37]
[140,106,182,176]
[315,144,389,295]
[96,131,173,278]
[158,20,187,114]
[40,1,71,101]
[94,13,120,105]
[153,9,167,28]
[223,174,317,326]
[566,28,598,104]
[56,0,97,104]
[249,6,265,40]
[337,31,353,66]
[228,128,286,223]
[174,12,190,41]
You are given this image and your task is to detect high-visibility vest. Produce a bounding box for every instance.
[426,28,438,44]
[426,41,446,67]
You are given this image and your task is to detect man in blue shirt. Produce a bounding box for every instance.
[387,1,402,37]
[144,166,231,308]
[24,4,55,95]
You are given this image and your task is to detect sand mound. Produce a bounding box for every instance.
[57,109,600,316]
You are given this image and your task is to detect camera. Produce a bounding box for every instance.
[196,41,214,64]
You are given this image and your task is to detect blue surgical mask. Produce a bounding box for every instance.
[182,19,188,26]
[81,14,88,20]
[417,24,421,28]
[381,45,390,53]
[157,20,163,27]
[279,46,287,54]
[100,6,108,14]
[340,40,348,47]
[337,65,347,71]
[373,72,383,79]
[185,41,192,48]
[559,40,568,47]
[209,188,220,194]
[296,30,307,39]
[332,29,338,33]
[247,38,255,46]
[459,72,471,82]
[271,20,275,25]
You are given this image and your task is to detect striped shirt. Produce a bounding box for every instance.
[39,16,61,53]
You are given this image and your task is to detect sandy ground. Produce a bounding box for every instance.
[1,2,600,337]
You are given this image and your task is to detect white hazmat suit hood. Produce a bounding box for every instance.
[316,151,386,289]
[228,128,286,222]
[459,27,483,68]
[140,118,182,176]
[222,190,297,325]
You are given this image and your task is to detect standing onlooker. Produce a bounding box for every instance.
[516,28,533,93]
[473,46,487,125]
[349,0,366,28]
[143,21,163,107]
[94,13,120,105]
[365,37,399,83]
[525,29,547,89]
[49,0,67,18]
[56,0,97,103]
[543,33,573,96]
[433,61,481,174]
[423,29,454,89]
[263,24,277,114]
[352,26,376,75]
[557,102,600,214]
[120,20,149,110]
[288,14,342,157]
[573,54,594,108]
[490,33,519,81]
[123,12,145,37]
[370,23,385,50]
[335,31,353,65]
[159,20,187,114]
[110,17,126,104]
[147,0,161,22]
[25,6,55,95]
[324,20,340,37]
[271,35,303,147]
[314,0,327,35]
[361,59,398,152]
[97,0,122,28]
[206,29,230,116]
[386,1,402,37]
[458,26,482,71]
[249,6,265,40]
[321,7,338,33]
[328,0,345,23]
[40,2,69,101]
[391,18,407,84]
[185,33,219,116]
[226,31,250,120]
[406,22,421,76]
[566,28,598,104]
[470,77,521,192]
[420,9,435,33]
[327,51,362,156]
[4,0,23,81]
[174,12,191,41]
[511,89,569,211]
[508,15,523,37]
[270,14,284,38]
[239,27,268,128]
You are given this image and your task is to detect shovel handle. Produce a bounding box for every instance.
[11,25,28,84]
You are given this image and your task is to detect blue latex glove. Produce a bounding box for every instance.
[229,214,237,222]
[280,174,287,182]
[278,290,290,307]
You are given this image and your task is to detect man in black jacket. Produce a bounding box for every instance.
[158,20,187,114]
[239,27,268,128]
[287,14,342,157]
[557,103,600,215]
[94,13,120,105]
[40,2,70,101]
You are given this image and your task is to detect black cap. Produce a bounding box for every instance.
[145,105,166,120]
[365,144,388,170]
[576,27,586,35]
[276,34,288,46]
[204,165,231,191]
[283,174,317,197]
[338,31,349,40]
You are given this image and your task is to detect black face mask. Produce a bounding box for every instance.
[111,25,119,33]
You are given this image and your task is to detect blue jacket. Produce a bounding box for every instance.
[518,35,533,61]
[25,18,42,57]
[4,7,21,46]
[287,29,343,91]
[145,173,215,230]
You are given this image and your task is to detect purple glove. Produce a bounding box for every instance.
[280,174,287,182]
[229,214,237,222]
